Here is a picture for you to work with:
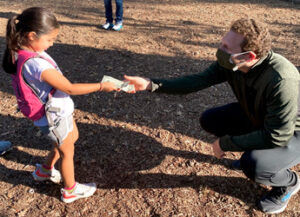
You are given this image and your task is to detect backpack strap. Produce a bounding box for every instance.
[17,50,57,103]
[35,53,57,97]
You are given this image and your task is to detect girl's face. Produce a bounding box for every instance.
[28,28,59,52]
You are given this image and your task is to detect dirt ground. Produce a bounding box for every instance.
[0,0,300,216]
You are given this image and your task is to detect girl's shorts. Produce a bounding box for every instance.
[39,114,73,147]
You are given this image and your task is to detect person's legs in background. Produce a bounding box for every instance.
[104,0,113,23]
[112,0,123,31]
[102,0,114,30]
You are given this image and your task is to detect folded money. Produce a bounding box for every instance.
[101,75,135,92]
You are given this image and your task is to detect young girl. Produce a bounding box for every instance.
[2,7,117,203]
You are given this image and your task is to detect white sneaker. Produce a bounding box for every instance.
[112,23,123,31]
[32,163,62,184]
[101,22,113,30]
[61,182,97,203]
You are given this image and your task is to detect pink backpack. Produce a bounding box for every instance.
[11,50,56,121]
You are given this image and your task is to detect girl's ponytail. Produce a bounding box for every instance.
[2,15,19,74]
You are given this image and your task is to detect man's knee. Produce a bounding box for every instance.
[200,109,226,137]
[200,109,214,133]
[241,151,274,184]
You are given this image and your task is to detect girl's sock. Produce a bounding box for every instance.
[41,164,53,174]
[64,182,77,193]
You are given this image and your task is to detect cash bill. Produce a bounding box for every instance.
[101,75,135,92]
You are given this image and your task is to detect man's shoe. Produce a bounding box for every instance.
[0,141,12,155]
[61,182,97,203]
[112,23,123,31]
[101,22,113,30]
[258,172,300,214]
[32,164,62,184]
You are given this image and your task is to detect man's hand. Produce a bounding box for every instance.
[212,139,225,159]
[124,75,151,92]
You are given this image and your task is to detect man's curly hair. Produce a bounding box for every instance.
[230,18,271,58]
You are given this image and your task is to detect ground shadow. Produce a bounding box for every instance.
[0,112,50,152]
[0,119,260,206]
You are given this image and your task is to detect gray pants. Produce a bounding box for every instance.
[200,102,300,187]
[241,132,300,187]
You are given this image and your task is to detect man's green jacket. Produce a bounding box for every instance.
[151,51,300,151]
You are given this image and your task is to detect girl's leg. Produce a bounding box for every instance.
[58,120,97,203]
[32,130,62,183]
[35,117,96,203]
[58,119,78,188]
[44,145,60,168]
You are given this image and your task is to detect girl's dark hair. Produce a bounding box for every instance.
[2,7,59,74]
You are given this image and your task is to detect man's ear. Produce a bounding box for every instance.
[27,32,37,41]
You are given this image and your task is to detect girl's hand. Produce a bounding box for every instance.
[100,82,119,92]
[124,75,151,92]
